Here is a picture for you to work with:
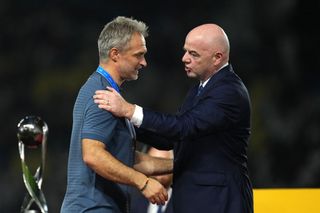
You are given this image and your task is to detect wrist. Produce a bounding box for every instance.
[125,103,135,119]
[139,177,149,192]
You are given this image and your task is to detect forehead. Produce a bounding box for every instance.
[126,32,147,52]
[184,33,212,53]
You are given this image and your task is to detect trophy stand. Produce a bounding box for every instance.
[17,116,49,213]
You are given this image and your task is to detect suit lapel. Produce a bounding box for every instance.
[203,64,232,93]
[189,64,232,110]
[174,65,232,170]
[174,85,198,170]
[178,85,199,115]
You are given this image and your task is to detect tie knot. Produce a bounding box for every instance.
[197,85,204,96]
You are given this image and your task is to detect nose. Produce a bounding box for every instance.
[140,57,147,67]
[182,52,189,63]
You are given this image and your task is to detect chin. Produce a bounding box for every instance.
[187,73,197,79]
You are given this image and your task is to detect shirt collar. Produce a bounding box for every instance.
[200,62,229,87]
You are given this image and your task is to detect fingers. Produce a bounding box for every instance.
[93,93,108,101]
[151,190,167,205]
[93,98,108,110]
[92,93,110,111]
[94,88,120,101]
[95,89,109,95]
[143,178,168,205]
[149,194,166,205]
[93,91,111,105]
[93,87,127,116]
[106,86,117,92]
[95,86,116,94]
[150,197,162,205]
[94,89,113,98]
[93,97,105,105]
[158,190,168,204]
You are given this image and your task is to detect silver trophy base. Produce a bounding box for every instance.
[24,210,40,213]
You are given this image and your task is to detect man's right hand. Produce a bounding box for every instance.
[140,177,168,205]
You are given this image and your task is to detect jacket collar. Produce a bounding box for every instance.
[199,64,233,95]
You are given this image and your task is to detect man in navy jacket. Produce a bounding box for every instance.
[94,23,253,213]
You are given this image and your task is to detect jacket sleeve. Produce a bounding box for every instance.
[141,82,245,141]
[136,128,174,150]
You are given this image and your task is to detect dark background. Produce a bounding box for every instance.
[1,0,319,212]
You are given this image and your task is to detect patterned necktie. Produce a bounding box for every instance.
[197,85,204,96]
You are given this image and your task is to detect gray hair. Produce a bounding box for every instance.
[98,16,149,62]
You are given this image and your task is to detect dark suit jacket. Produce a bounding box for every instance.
[136,65,253,213]
[130,188,173,213]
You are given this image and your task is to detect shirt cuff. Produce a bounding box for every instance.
[130,104,143,127]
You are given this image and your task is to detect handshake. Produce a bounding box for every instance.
[134,148,174,205]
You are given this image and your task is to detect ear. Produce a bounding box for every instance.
[213,52,223,65]
[109,48,119,62]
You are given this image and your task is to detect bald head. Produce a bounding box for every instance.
[187,24,230,60]
[182,23,230,81]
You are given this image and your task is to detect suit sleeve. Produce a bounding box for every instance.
[136,128,174,150]
[141,82,243,141]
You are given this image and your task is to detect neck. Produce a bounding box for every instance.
[99,63,124,86]
[201,62,229,82]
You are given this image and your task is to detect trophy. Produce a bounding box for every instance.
[17,116,49,213]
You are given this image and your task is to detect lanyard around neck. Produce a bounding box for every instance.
[96,66,120,93]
